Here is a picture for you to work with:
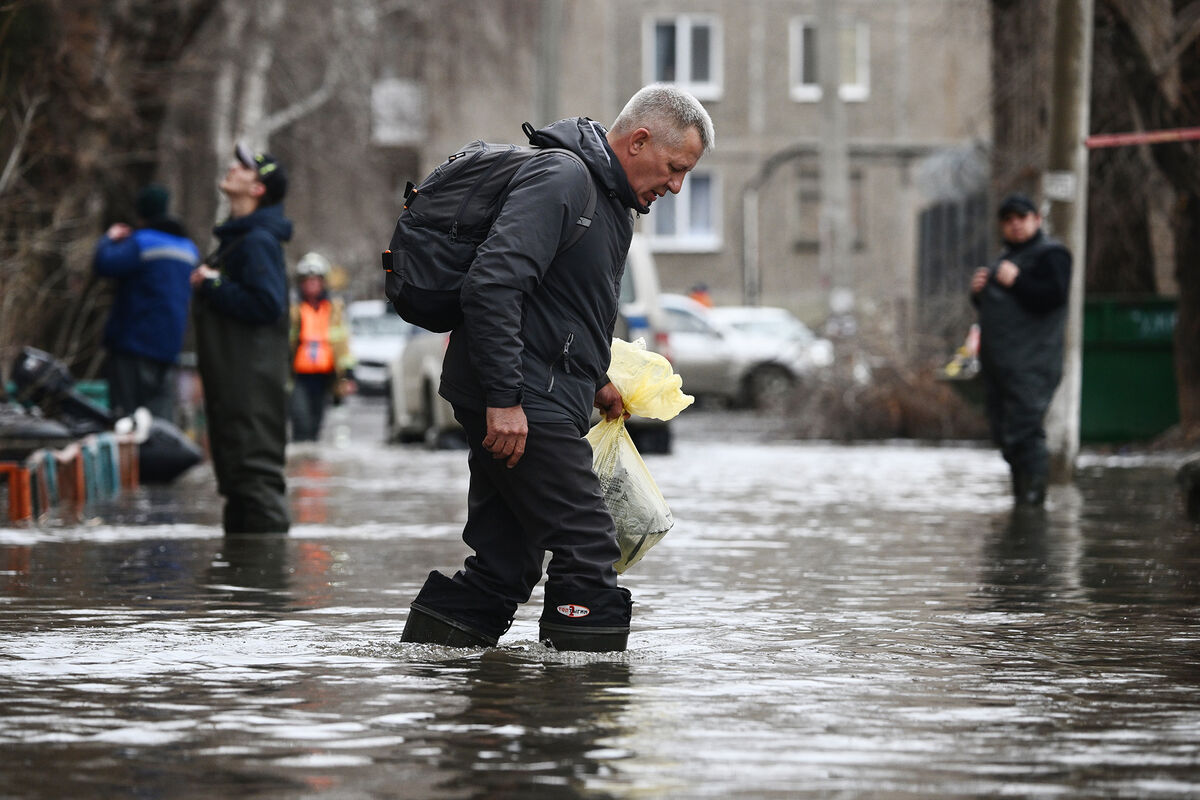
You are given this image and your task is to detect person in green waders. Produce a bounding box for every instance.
[190,144,293,534]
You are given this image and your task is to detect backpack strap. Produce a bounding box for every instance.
[561,164,597,252]
[534,147,598,254]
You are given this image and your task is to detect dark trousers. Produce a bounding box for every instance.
[290,372,334,442]
[421,407,622,635]
[104,351,175,421]
[982,365,1058,477]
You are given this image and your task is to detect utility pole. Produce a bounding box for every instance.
[817,0,850,307]
[535,0,563,125]
[1043,0,1094,483]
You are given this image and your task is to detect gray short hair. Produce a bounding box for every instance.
[611,83,715,154]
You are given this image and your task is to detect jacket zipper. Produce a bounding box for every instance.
[546,332,575,392]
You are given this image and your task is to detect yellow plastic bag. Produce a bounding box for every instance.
[587,338,694,573]
[605,337,694,421]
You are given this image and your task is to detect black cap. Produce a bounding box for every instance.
[997,193,1038,218]
[236,142,288,206]
[135,183,169,220]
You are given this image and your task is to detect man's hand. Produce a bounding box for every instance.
[106,223,132,241]
[594,381,627,422]
[994,259,1020,287]
[484,404,528,468]
[190,264,219,289]
[970,267,990,294]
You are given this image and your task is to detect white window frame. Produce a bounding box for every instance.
[646,169,722,254]
[789,17,870,103]
[643,14,723,101]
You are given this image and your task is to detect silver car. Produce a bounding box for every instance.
[346,299,413,395]
[658,294,834,411]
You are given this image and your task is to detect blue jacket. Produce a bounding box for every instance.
[197,204,293,324]
[93,221,200,364]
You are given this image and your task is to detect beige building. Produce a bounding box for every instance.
[374,0,991,341]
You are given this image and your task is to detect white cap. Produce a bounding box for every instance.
[296,251,332,277]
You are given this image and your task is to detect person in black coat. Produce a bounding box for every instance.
[402,85,714,652]
[971,193,1072,506]
[191,144,293,534]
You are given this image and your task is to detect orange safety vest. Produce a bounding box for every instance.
[293,300,336,374]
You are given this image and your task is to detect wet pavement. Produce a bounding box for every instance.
[1,397,1198,799]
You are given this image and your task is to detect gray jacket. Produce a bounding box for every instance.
[439,117,645,434]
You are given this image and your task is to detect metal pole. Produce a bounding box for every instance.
[743,187,760,304]
[1086,126,1200,149]
[817,0,850,302]
[535,0,563,125]
[1044,0,1094,484]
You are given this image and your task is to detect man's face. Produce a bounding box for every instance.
[299,275,324,300]
[620,127,704,209]
[1000,211,1040,244]
[219,160,262,201]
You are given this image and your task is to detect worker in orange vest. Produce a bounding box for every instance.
[288,252,355,442]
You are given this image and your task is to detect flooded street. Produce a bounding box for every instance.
[2,397,1198,799]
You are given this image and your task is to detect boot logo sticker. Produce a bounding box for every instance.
[556,603,590,618]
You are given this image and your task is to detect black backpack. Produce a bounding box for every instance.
[382,122,598,332]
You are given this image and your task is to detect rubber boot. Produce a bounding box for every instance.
[539,583,632,652]
[399,570,511,648]
[402,603,497,647]
[1012,470,1046,507]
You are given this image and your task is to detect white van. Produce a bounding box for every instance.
[386,233,673,453]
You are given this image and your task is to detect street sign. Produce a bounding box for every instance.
[1043,171,1077,202]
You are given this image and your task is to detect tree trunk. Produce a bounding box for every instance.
[1175,195,1200,436]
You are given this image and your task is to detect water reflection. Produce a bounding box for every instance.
[979,508,1058,610]
[408,652,632,800]
[206,534,292,611]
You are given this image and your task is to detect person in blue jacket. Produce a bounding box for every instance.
[92,184,199,420]
[190,144,293,535]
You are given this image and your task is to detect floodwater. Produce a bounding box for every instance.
[1,399,1198,799]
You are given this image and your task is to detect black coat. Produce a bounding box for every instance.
[439,117,644,434]
[975,229,1071,383]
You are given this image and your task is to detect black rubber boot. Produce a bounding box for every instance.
[400,570,512,647]
[538,583,632,653]
[402,603,497,647]
[1012,470,1047,507]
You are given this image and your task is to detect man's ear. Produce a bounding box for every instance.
[250,181,266,199]
[628,127,652,155]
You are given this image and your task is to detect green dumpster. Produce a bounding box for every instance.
[1081,296,1179,442]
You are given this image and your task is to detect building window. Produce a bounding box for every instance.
[648,171,720,253]
[645,15,722,100]
[793,168,867,252]
[789,18,870,103]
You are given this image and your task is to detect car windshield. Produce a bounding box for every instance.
[351,313,410,338]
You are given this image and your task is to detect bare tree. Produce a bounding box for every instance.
[0,0,218,382]
[1102,0,1200,438]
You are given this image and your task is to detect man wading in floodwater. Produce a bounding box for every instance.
[971,193,1072,507]
[401,84,714,652]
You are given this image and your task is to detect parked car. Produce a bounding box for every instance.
[347,299,413,395]
[657,294,833,411]
[386,233,674,453]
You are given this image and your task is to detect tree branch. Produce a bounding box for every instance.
[0,92,44,195]
[258,62,339,138]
